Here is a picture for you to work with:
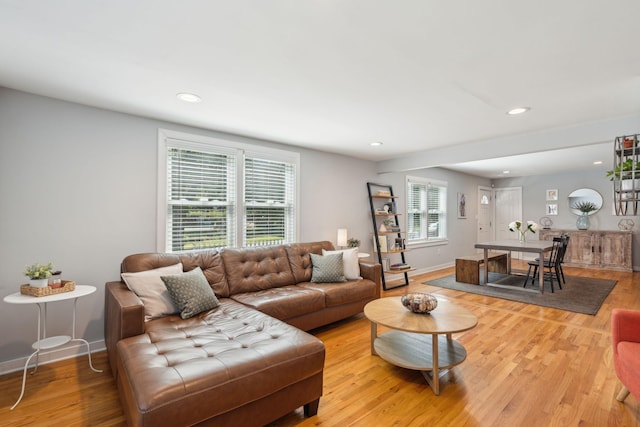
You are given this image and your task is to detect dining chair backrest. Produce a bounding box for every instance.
[558,234,570,263]
[549,237,563,266]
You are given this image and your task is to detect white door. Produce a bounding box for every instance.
[477,186,493,246]
[494,187,523,257]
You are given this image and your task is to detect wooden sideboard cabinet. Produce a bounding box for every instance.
[538,229,633,272]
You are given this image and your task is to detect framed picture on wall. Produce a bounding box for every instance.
[457,192,467,218]
[546,203,558,215]
[546,189,558,201]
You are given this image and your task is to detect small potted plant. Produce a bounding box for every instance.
[572,201,597,214]
[24,262,55,287]
[347,237,360,248]
[606,159,640,192]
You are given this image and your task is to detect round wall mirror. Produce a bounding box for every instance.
[568,188,603,215]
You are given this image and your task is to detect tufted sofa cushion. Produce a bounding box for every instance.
[286,241,334,283]
[116,299,325,426]
[222,245,295,294]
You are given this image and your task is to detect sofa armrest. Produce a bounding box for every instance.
[359,260,382,298]
[104,281,145,377]
[612,308,640,355]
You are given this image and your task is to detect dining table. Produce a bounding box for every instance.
[474,239,555,294]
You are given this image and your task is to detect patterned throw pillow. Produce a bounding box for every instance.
[161,267,220,319]
[310,253,346,283]
[322,247,360,280]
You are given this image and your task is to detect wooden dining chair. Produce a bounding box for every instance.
[523,237,563,292]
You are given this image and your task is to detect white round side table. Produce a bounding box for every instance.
[3,285,103,409]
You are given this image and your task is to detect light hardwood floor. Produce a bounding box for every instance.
[2,262,639,426]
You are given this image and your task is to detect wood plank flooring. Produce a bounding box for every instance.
[2,262,639,426]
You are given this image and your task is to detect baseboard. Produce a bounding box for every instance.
[0,339,106,375]
[407,262,454,277]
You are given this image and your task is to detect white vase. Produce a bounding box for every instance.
[29,278,49,287]
[621,179,640,191]
[618,179,640,200]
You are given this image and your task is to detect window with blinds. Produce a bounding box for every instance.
[243,156,296,247]
[165,146,236,252]
[406,176,447,243]
[159,130,299,253]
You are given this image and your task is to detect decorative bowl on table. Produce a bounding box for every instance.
[401,293,438,314]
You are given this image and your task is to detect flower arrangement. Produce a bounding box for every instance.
[23,262,55,279]
[508,220,538,242]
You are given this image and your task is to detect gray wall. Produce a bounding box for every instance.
[0,88,378,367]
[375,168,492,272]
[2,87,634,368]
[494,169,640,268]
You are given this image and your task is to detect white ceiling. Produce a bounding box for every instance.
[1,1,639,175]
[443,142,612,178]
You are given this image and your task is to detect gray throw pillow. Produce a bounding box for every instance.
[310,253,346,283]
[161,267,220,319]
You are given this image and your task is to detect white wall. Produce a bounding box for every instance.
[0,88,378,367]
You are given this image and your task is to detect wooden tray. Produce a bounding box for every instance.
[20,281,76,297]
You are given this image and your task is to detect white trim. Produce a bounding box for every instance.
[406,175,448,187]
[0,339,106,375]
[406,239,449,249]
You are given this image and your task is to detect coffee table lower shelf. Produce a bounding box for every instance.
[373,330,467,395]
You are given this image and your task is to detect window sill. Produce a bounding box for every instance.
[407,239,449,249]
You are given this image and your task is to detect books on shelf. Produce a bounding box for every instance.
[375,235,390,253]
[374,235,407,253]
[390,263,411,270]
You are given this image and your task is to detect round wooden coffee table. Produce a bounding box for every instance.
[364,296,478,395]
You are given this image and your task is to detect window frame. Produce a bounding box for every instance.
[405,175,448,247]
[158,129,300,253]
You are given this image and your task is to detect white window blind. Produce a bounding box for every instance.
[166,145,236,252]
[159,129,299,253]
[243,156,296,247]
[407,176,447,243]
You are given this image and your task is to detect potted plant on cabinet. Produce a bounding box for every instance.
[24,262,54,287]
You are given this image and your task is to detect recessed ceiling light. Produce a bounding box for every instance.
[506,107,530,115]
[593,160,603,165]
[176,92,202,103]
[370,141,383,147]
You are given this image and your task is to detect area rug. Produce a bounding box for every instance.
[423,272,617,315]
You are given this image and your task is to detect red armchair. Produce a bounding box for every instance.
[611,308,640,402]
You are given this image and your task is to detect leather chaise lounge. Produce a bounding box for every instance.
[105,241,381,426]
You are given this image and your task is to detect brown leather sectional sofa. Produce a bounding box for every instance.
[105,241,381,426]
